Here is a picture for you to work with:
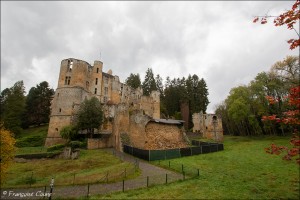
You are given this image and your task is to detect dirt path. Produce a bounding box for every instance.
[1,149,183,199]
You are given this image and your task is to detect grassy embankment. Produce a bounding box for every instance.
[88,135,299,200]
[3,125,140,188]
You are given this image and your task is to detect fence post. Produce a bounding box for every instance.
[87,183,90,198]
[106,172,109,183]
[197,169,200,177]
[147,176,149,187]
[73,173,76,185]
[122,180,125,192]
[165,174,168,184]
[30,172,33,187]
[181,164,184,173]
[49,178,54,200]
[43,186,46,199]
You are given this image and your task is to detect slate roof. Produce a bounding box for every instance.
[150,118,185,125]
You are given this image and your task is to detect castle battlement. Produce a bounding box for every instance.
[45,58,160,147]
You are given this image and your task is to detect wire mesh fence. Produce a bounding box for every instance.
[4,164,139,189]
[2,150,200,199]
[1,169,190,199]
[123,140,224,161]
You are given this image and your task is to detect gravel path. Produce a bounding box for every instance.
[1,149,183,199]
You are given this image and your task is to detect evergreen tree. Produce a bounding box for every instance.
[198,78,210,113]
[24,81,54,127]
[1,81,26,135]
[155,74,164,97]
[142,68,157,96]
[125,73,141,89]
[186,74,209,114]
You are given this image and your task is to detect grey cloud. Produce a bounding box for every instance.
[1,1,298,113]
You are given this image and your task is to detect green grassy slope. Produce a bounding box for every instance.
[5,149,140,188]
[89,136,299,199]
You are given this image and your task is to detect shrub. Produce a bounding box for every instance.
[60,125,78,141]
[16,135,45,147]
[15,152,61,159]
[47,144,65,152]
[68,141,81,149]
[68,140,87,149]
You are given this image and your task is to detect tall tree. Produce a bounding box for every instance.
[0,122,16,184]
[155,74,164,97]
[142,68,157,96]
[186,74,209,113]
[76,97,103,138]
[253,0,300,50]
[1,81,26,135]
[24,81,54,127]
[125,73,141,89]
[270,55,299,86]
[198,78,210,113]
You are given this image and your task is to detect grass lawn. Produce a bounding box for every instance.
[16,146,48,155]
[16,125,49,148]
[89,135,299,199]
[4,149,140,188]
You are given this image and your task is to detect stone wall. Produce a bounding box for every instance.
[113,104,130,151]
[203,114,223,142]
[192,112,224,142]
[128,111,150,149]
[144,122,188,150]
[180,101,189,130]
[87,137,113,149]
[192,113,202,133]
[45,115,69,146]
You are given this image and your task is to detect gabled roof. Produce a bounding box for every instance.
[150,118,185,125]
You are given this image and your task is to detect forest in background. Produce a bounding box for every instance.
[215,55,299,136]
[1,55,298,137]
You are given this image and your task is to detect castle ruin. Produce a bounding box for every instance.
[192,111,223,142]
[45,58,189,150]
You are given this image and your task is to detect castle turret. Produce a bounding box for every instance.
[150,91,160,119]
[45,58,93,146]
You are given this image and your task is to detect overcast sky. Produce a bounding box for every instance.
[1,1,299,113]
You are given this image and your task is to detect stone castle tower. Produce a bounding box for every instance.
[192,111,223,142]
[45,58,160,147]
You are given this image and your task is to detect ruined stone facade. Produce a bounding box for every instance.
[45,58,160,147]
[125,111,189,150]
[192,111,223,142]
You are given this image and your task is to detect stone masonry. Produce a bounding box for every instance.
[192,111,224,142]
[45,58,160,147]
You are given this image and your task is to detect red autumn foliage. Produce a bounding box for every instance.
[263,86,300,164]
[253,0,300,50]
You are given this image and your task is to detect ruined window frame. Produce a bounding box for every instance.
[67,60,73,72]
[65,76,71,85]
